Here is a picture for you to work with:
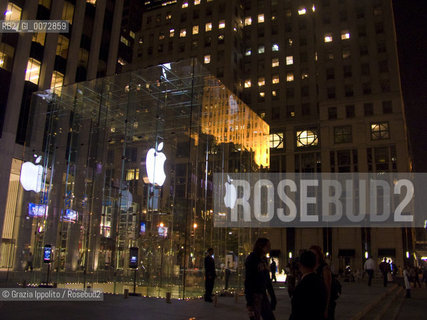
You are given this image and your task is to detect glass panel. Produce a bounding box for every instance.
[6,59,269,299]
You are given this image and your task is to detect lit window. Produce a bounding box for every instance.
[244,17,252,26]
[166,13,172,20]
[272,44,279,51]
[258,77,265,87]
[182,2,188,8]
[61,2,74,24]
[286,73,294,82]
[192,25,199,34]
[204,54,211,64]
[126,169,140,181]
[25,58,41,85]
[50,71,64,89]
[180,29,186,37]
[5,3,22,21]
[205,22,212,32]
[258,14,264,23]
[258,46,265,54]
[56,35,69,59]
[270,133,284,149]
[371,122,390,140]
[245,48,251,56]
[120,36,130,46]
[288,38,293,46]
[301,72,309,79]
[271,15,276,21]
[218,34,224,41]
[298,8,307,15]
[169,29,175,37]
[32,33,46,46]
[86,0,96,4]
[272,58,279,67]
[194,0,200,5]
[272,90,277,97]
[219,20,225,29]
[296,130,318,147]
[312,5,316,12]
[159,32,165,40]
[244,80,251,88]
[286,56,293,65]
[324,34,333,42]
[341,31,351,40]
[259,92,265,97]
[272,75,280,84]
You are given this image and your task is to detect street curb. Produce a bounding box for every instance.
[351,284,398,320]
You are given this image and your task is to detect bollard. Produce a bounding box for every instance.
[166,292,171,303]
[124,288,129,299]
[234,291,238,303]
[214,294,218,307]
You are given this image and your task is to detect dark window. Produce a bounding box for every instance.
[302,103,310,116]
[346,105,355,118]
[272,107,280,120]
[287,105,295,117]
[375,22,384,34]
[378,60,389,73]
[301,86,309,97]
[361,63,370,76]
[343,65,352,77]
[326,68,335,80]
[364,103,374,116]
[328,107,337,120]
[345,85,354,97]
[286,87,295,98]
[363,83,372,95]
[334,126,353,144]
[327,87,336,99]
[382,101,392,114]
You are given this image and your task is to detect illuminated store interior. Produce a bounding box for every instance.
[1,59,270,298]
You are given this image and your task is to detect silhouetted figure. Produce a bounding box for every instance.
[364,257,375,286]
[270,260,277,283]
[245,238,276,320]
[379,258,390,287]
[289,250,327,320]
[225,262,231,290]
[25,252,33,272]
[204,248,216,302]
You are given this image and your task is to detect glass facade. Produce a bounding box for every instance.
[2,60,270,298]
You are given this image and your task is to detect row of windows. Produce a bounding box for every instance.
[24,58,64,89]
[268,122,390,151]
[328,102,393,120]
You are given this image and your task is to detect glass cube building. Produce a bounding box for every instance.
[2,60,270,298]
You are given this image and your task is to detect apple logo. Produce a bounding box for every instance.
[146,142,166,186]
[224,175,237,209]
[20,155,44,193]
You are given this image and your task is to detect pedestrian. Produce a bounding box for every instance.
[225,262,231,290]
[270,259,277,283]
[310,245,336,320]
[411,266,422,288]
[25,252,33,272]
[245,238,277,320]
[403,265,411,298]
[289,250,327,320]
[204,248,216,302]
[422,266,427,288]
[364,256,375,286]
[379,258,390,287]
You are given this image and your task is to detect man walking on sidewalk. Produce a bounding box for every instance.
[379,258,390,287]
[364,257,375,286]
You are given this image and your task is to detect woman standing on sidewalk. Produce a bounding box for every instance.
[310,245,335,320]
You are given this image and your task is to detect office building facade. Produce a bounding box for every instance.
[133,0,413,270]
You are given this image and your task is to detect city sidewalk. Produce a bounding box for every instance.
[396,287,427,319]
[0,280,399,320]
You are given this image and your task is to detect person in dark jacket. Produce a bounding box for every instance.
[289,250,327,320]
[270,260,277,283]
[245,238,277,320]
[204,248,216,302]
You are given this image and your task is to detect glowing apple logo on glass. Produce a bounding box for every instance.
[224,175,237,209]
[20,156,44,193]
[146,142,166,186]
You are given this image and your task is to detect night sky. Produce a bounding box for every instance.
[393,0,427,172]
